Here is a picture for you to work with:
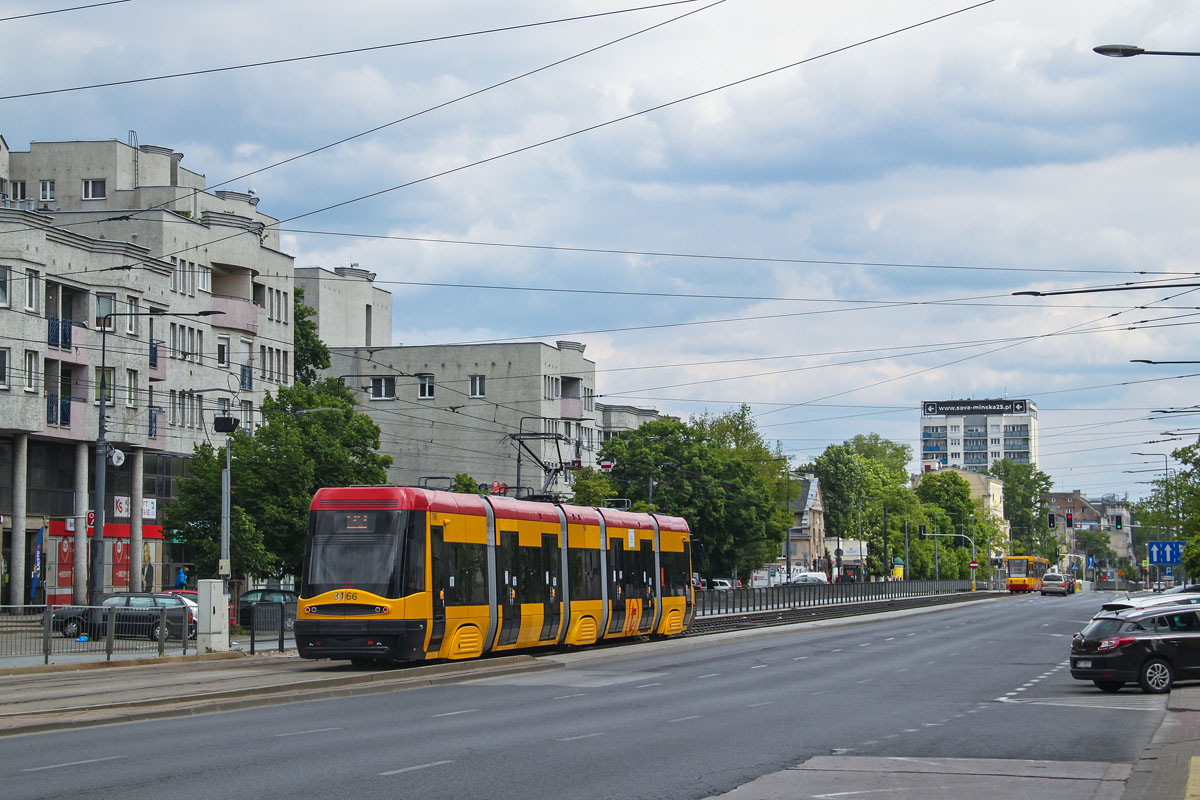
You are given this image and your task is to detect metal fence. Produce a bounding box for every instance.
[245,601,292,655]
[693,579,978,616]
[0,605,196,664]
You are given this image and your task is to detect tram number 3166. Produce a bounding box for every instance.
[332,591,359,601]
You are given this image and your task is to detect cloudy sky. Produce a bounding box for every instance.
[6,0,1200,498]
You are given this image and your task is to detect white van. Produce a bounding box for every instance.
[788,571,829,585]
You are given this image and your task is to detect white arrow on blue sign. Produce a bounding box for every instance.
[1148,541,1184,565]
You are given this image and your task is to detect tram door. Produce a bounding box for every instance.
[428,526,447,652]
[540,533,561,641]
[637,539,655,633]
[495,531,521,646]
[607,538,626,634]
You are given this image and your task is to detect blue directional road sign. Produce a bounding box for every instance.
[1148,541,1184,565]
[1166,565,1175,577]
[1088,556,1096,568]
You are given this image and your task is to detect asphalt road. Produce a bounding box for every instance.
[0,593,1162,799]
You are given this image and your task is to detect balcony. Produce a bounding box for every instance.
[210,294,259,335]
[560,396,583,420]
[46,317,78,350]
[148,339,166,381]
[46,393,72,426]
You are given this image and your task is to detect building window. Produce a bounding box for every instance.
[39,180,54,202]
[990,438,1000,445]
[126,296,139,334]
[0,347,8,388]
[170,258,178,292]
[217,335,230,367]
[95,366,114,404]
[24,269,38,311]
[282,292,288,323]
[469,374,485,397]
[991,451,1001,458]
[371,376,395,399]
[10,181,25,201]
[198,265,211,293]
[96,293,115,329]
[241,399,253,432]
[82,179,106,200]
[0,266,8,307]
[418,374,434,399]
[126,369,138,407]
[23,350,37,391]
[259,345,267,378]
[950,425,960,432]
[950,452,960,459]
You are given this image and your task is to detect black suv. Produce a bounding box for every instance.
[53,592,195,641]
[1071,605,1200,693]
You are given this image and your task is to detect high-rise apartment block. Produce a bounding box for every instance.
[920,399,1039,473]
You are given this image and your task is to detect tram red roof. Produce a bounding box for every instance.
[558,504,602,526]
[598,507,654,530]
[484,495,561,523]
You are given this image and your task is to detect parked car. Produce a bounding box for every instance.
[1096,593,1200,617]
[168,588,236,627]
[1162,583,1200,596]
[708,579,734,592]
[1041,573,1070,596]
[1071,605,1200,693]
[787,572,830,585]
[53,592,195,641]
[237,589,299,631]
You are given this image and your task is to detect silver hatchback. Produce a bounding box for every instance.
[1042,573,1069,596]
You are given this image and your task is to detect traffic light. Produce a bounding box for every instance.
[1115,517,1123,530]
[1048,513,1056,529]
[918,524,927,540]
[1066,513,1074,528]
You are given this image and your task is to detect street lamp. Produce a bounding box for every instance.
[1095,44,1200,58]
[89,308,223,604]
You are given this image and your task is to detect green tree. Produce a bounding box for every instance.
[600,415,785,580]
[451,473,480,493]
[845,433,912,486]
[569,468,616,507]
[985,459,1054,556]
[813,444,869,548]
[293,287,330,385]
[164,380,391,580]
[161,443,275,578]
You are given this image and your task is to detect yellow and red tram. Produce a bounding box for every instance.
[1006,555,1050,593]
[295,486,694,664]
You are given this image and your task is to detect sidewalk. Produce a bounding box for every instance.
[1122,684,1200,800]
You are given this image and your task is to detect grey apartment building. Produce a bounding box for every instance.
[0,134,294,609]
[326,340,599,496]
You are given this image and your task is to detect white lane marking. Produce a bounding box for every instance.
[276,727,342,737]
[379,760,454,776]
[560,732,605,741]
[906,632,916,636]
[831,648,844,652]
[858,643,871,647]
[856,679,872,684]
[432,709,478,718]
[670,715,702,723]
[636,683,661,688]
[22,756,126,772]
[885,637,896,642]
[552,693,587,700]
[748,701,771,708]
[793,656,809,661]
[751,665,767,669]
[697,673,720,679]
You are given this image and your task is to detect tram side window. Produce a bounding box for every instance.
[568,547,601,600]
[402,512,426,594]
[661,550,686,597]
[447,542,488,606]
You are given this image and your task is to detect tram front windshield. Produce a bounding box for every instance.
[304,510,413,597]
[1007,558,1029,577]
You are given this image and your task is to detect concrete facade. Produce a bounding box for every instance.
[911,466,1009,555]
[0,136,294,609]
[325,340,598,496]
[1046,490,1134,563]
[295,265,392,348]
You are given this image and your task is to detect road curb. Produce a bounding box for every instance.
[0,650,246,677]
[0,655,560,737]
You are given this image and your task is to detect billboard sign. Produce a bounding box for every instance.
[922,399,1029,416]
